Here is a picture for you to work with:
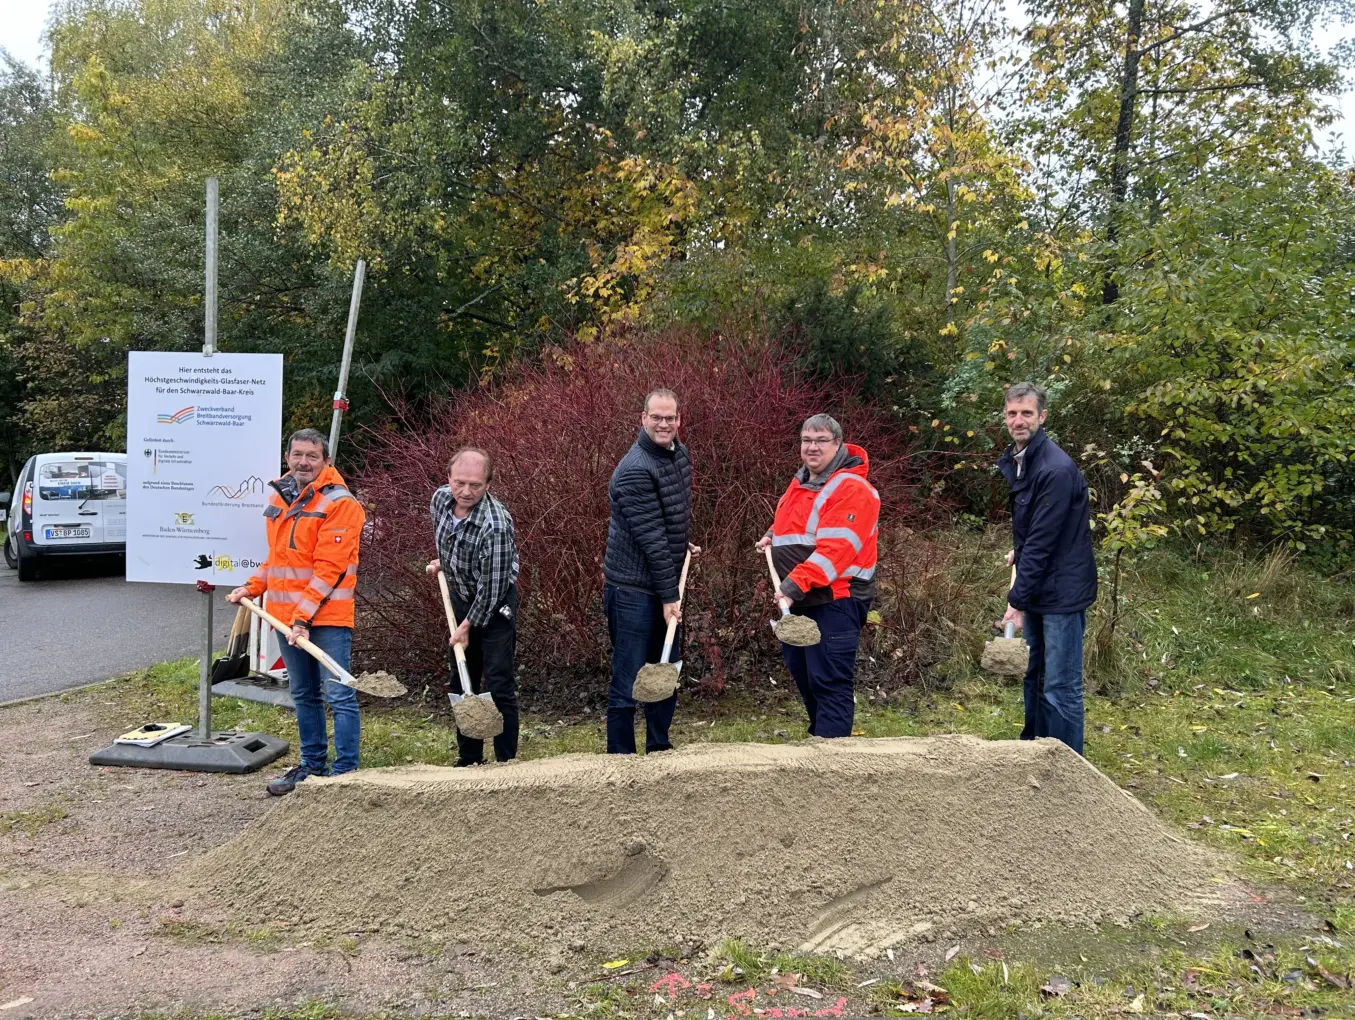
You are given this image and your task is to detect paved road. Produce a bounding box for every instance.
[0,555,234,704]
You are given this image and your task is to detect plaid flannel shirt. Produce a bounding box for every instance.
[430,487,520,627]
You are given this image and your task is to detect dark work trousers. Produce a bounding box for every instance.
[780,597,871,738]
[1020,609,1085,756]
[604,584,679,754]
[448,585,519,764]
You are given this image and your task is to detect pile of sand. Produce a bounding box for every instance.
[774,614,821,646]
[187,737,1237,955]
[451,695,504,739]
[632,662,679,702]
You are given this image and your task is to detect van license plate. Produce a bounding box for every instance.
[46,527,91,539]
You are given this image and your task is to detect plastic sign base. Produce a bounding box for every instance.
[212,675,296,710]
[89,730,289,774]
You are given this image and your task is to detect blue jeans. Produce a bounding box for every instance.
[278,625,360,775]
[604,585,678,754]
[781,598,870,738]
[1021,610,1085,755]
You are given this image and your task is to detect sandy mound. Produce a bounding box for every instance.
[775,614,821,646]
[187,737,1236,955]
[632,662,679,702]
[980,638,1028,677]
[451,695,504,739]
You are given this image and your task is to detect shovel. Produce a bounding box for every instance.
[981,565,1029,678]
[238,597,407,697]
[436,570,504,740]
[764,546,821,646]
[210,604,251,683]
[632,549,692,703]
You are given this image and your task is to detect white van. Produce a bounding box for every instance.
[3,453,128,582]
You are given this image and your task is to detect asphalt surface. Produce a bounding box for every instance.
[0,553,234,704]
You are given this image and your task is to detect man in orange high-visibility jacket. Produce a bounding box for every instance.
[227,428,365,796]
[756,413,879,738]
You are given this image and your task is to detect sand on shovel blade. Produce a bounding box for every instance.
[452,694,504,740]
[187,736,1242,956]
[632,662,678,702]
[774,614,821,647]
[351,670,407,698]
[980,638,1028,677]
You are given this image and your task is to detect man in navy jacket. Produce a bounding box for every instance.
[997,382,1097,754]
[603,388,695,754]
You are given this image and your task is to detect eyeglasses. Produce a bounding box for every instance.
[647,415,679,425]
[800,437,836,447]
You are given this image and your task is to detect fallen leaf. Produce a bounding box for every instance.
[0,1000,34,1012]
[1188,923,1210,932]
[1040,974,1072,998]
[856,978,880,988]
[131,946,146,957]
[944,945,960,962]
[1124,992,1144,1013]
[788,987,822,1000]
[773,973,801,990]
[602,959,630,970]
[896,1001,933,1015]
[1246,592,1260,599]
[1307,956,1348,989]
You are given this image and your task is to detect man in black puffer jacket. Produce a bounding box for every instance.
[603,388,694,754]
[997,382,1098,755]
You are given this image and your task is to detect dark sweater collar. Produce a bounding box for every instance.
[636,429,678,458]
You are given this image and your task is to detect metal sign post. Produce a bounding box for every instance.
[328,259,366,463]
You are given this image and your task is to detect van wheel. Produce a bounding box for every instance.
[2,535,14,569]
[16,546,36,582]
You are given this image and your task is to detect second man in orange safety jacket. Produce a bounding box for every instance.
[757,413,879,738]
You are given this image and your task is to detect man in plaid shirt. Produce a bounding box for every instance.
[425,447,521,765]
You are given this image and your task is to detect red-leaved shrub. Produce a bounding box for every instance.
[352,326,938,709]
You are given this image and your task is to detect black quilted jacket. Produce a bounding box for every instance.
[604,430,692,602]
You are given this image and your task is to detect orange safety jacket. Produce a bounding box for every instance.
[242,464,364,628]
[770,443,879,607]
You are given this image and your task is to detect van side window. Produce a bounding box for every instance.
[38,461,126,501]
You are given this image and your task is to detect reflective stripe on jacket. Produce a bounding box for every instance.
[242,464,364,628]
[770,443,879,607]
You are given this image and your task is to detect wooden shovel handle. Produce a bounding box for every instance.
[435,570,470,666]
[239,597,359,688]
[764,544,781,587]
[660,548,693,652]
[1009,564,1017,590]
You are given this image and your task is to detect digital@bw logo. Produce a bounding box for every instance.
[156,405,196,425]
[193,553,263,573]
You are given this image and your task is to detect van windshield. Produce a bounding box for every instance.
[39,461,126,501]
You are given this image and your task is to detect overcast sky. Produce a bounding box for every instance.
[1,0,1351,156]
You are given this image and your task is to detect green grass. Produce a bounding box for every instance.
[0,802,68,837]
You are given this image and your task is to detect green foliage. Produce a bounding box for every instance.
[0,0,1351,557]
[1109,158,1355,550]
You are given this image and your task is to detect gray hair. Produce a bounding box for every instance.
[287,428,329,459]
[1004,382,1047,413]
[643,388,679,413]
[449,446,494,483]
[800,413,843,443]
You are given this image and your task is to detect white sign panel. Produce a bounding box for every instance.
[126,351,284,584]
